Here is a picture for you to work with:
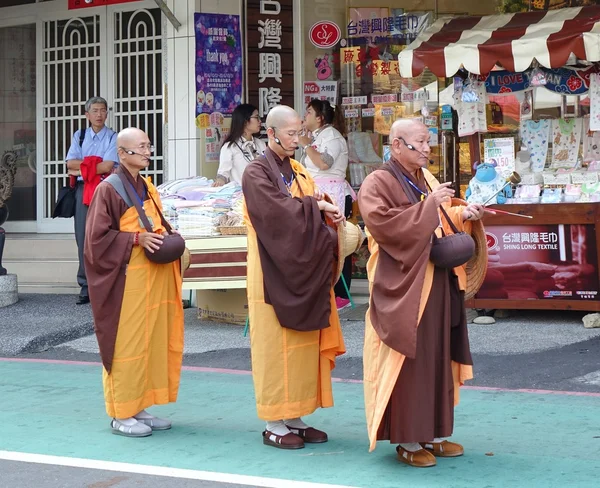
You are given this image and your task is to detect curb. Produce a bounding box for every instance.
[18,322,95,355]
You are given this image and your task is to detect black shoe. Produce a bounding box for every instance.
[76,295,90,305]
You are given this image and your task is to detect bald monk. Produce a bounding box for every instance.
[242,105,346,450]
[358,119,486,467]
[84,128,184,437]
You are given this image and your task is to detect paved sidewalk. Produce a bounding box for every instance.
[1,359,600,488]
[2,295,600,359]
[0,295,94,356]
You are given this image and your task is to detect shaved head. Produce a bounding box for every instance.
[265,105,302,159]
[265,105,300,129]
[389,118,431,175]
[117,127,151,176]
[117,127,147,148]
[389,118,428,141]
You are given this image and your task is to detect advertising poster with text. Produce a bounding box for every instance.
[194,13,242,117]
[476,224,599,301]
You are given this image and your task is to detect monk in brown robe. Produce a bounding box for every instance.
[84,128,184,438]
[242,105,346,450]
[358,119,486,467]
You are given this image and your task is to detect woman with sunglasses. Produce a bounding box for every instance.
[213,104,266,187]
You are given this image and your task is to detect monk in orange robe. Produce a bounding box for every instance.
[84,128,184,438]
[242,105,346,450]
[358,119,486,467]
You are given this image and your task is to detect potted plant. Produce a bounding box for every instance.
[0,151,17,276]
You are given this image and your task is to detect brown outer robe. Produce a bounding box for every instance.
[242,147,337,331]
[84,166,147,373]
[359,160,440,359]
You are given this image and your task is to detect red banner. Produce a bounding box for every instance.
[477,224,599,301]
[69,0,141,9]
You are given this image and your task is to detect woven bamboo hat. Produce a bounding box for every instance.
[180,247,191,275]
[463,213,489,300]
[335,221,366,283]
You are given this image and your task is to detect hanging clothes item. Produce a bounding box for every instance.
[583,117,600,162]
[453,80,487,137]
[551,118,582,169]
[589,73,600,131]
[520,119,551,173]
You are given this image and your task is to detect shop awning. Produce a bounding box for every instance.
[399,6,600,78]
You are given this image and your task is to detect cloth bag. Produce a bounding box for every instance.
[387,162,474,269]
[119,172,187,266]
[429,207,475,269]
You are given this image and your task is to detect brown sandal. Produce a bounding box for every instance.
[287,426,328,443]
[396,445,437,468]
[262,430,305,450]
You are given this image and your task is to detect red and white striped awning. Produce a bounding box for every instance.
[399,6,600,78]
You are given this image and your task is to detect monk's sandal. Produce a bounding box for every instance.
[134,416,172,431]
[420,440,464,457]
[110,418,152,437]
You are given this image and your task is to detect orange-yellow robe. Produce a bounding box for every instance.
[243,158,346,421]
[85,170,184,419]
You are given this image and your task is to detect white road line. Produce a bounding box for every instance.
[0,451,357,488]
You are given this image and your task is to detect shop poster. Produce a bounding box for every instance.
[194,13,242,122]
[477,224,599,301]
[483,138,515,171]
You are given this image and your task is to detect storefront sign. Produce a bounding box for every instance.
[246,0,294,118]
[478,225,599,301]
[479,65,600,95]
[372,94,397,104]
[361,107,375,117]
[347,11,428,43]
[194,13,243,120]
[483,138,515,170]
[303,81,338,105]
[309,21,341,49]
[400,90,427,102]
[342,96,367,105]
[68,0,139,8]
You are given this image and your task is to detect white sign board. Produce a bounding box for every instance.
[303,81,338,105]
[484,138,515,170]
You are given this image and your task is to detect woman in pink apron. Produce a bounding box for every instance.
[299,99,356,310]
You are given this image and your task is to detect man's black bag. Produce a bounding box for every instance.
[52,186,77,218]
[52,128,85,218]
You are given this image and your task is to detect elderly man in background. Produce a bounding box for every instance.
[66,96,118,305]
[242,105,346,450]
[358,118,487,467]
[84,127,184,437]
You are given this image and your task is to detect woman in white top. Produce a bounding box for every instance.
[213,104,266,187]
[299,99,356,310]
[299,99,353,212]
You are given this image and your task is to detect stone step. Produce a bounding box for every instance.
[4,260,78,285]
[17,282,79,294]
[3,234,77,260]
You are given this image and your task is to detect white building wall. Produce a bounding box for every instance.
[165,0,242,182]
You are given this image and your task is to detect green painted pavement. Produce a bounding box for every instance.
[1,360,600,488]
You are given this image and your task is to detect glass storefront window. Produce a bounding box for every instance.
[302,1,500,189]
[0,23,36,222]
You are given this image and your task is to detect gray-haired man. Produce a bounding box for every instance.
[65,97,118,304]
